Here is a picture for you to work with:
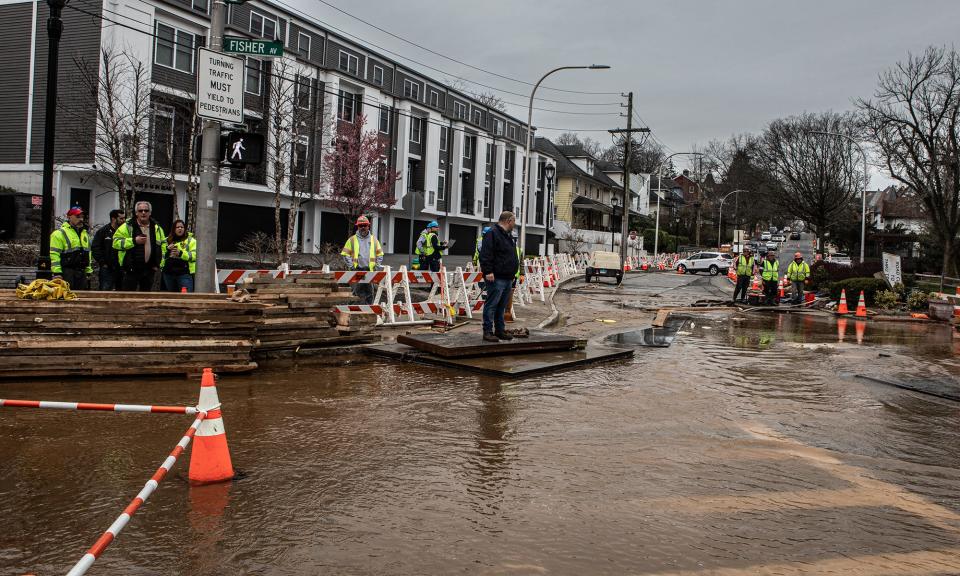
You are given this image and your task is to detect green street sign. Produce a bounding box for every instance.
[223,36,283,57]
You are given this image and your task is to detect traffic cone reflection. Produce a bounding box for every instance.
[189,368,235,485]
[837,317,848,342]
[855,290,868,318]
[837,289,850,315]
[855,320,866,344]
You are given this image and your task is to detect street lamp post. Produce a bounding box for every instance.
[519,64,609,256]
[808,130,869,263]
[717,189,749,248]
[652,151,703,260]
[544,163,556,253]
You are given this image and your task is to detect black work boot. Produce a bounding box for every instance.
[483,332,499,342]
[495,330,514,341]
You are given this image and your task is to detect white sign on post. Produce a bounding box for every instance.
[882,252,902,287]
[196,48,244,124]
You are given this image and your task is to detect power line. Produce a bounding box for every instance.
[269,0,621,108]
[297,0,620,96]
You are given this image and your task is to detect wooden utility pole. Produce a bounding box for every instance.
[608,92,649,267]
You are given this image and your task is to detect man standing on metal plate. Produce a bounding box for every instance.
[479,211,520,342]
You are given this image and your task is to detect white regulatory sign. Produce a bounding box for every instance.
[196,48,244,123]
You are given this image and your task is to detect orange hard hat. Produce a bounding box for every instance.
[794,252,802,259]
[355,215,370,226]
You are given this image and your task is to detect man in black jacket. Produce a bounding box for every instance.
[479,211,520,342]
[91,209,124,290]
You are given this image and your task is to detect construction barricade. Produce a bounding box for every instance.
[1,368,233,576]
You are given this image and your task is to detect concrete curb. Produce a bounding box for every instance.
[536,275,581,330]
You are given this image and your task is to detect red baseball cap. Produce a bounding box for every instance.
[67,206,84,216]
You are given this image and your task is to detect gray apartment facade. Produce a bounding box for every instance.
[0,0,557,257]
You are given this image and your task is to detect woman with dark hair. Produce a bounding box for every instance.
[161,219,197,292]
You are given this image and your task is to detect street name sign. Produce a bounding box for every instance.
[223,36,283,57]
[196,48,244,124]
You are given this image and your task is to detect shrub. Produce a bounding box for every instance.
[826,277,889,305]
[874,289,899,310]
[907,290,930,311]
[809,260,883,289]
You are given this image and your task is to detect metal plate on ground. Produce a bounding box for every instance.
[606,317,687,348]
[366,343,633,377]
[855,374,960,402]
[396,330,581,358]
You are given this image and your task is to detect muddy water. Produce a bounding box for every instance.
[3,314,960,575]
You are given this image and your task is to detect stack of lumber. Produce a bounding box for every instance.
[242,273,378,350]
[330,308,380,334]
[0,291,263,377]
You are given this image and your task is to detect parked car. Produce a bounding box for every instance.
[585,251,623,284]
[790,231,801,240]
[675,252,731,276]
[765,241,778,251]
[772,234,786,242]
[760,232,772,241]
[783,226,792,232]
[828,252,852,266]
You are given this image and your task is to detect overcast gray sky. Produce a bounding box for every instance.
[291,0,960,184]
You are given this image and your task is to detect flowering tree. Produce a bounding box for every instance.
[320,113,399,223]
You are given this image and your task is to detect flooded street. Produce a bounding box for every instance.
[4,280,960,574]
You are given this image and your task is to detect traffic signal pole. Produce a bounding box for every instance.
[195,0,227,292]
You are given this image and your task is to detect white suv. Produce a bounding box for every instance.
[676,252,731,276]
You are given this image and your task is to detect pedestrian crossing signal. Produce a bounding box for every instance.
[223,131,263,166]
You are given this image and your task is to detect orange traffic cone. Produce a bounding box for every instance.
[837,289,849,315]
[181,286,188,293]
[837,317,848,342]
[855,290,868,318]
[189,368,235,485]
[750,276,761,291]
[855,320,866,344]
[778,279,785,299]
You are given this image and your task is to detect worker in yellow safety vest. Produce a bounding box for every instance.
[340,215,383,305]
[731,247,756,305]
[415,220,446,272]
[761,251,780,306]
[50,206,93,290]
[786,251,811,304]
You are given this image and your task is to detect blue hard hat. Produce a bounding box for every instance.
[428,220,439,228]
[482,226,492,234]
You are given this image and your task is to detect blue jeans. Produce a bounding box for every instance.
[482,278,512,334]
[163,272,194,292]
[98,266,121,291]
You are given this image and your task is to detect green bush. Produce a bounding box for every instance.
[907,290,930,311]
[827,277,889,306]
[874,289,899,310]
[808,260,883,290]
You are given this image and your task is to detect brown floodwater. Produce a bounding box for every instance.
[3,313,960,575]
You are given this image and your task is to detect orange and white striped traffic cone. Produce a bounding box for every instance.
[778,278,785,299]
[837,289,850,315]
[855,290,868,318]
[189,368,235,485]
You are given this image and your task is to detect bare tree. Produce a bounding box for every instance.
[554,131,604,157]
[474,91,507,113]
[858,46,960,275]
[600,135,666,173]
[754,111,866,243]
[66,46,161,216]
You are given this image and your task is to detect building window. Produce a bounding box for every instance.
[454,101,467,120]
[463,134,474,160]
[379,107,390,134]
[373,65,384,86]
[155,22,194,74]
[245,58,262,95]
[295,76,310,109]
[192,0,207,13]
[428,190,435,205]
[338,51,359,75]
[438,170,446,201]
[250,11,277,40]
[504,151,513,172]
[486,143,493,170]
[493,118,504,136]
[439,126,448,152]
[293,136,309,177]
[297,32,310,58]
[403,79,420,101]
[150,104,175,168]
[338,90,355,122]
[473,109,482,125]
[410,117,422,144]
[508,125,516,139]
[484,182,491,210]
[429,90,439,108]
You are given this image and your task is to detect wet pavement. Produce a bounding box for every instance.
[3,273,960,575]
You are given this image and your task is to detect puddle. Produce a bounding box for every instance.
[606,317,687,348]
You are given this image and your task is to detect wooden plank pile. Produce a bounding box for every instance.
[241,273,378,350]
[0,292,263,377]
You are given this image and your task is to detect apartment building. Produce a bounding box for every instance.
[0,0,556,257]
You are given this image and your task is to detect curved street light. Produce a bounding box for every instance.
[519,64,610,256]
[717,189,750,248]
[651,151,703,260]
